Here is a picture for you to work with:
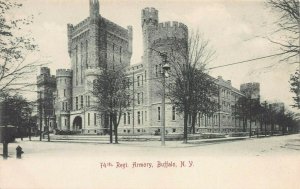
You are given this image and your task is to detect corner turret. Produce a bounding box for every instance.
[141,7,158,28]
[90,0,99,19]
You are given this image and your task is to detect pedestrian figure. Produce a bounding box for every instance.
[16,145,24,159]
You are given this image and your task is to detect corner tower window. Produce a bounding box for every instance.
[158,107,161,121]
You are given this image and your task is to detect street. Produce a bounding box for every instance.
[1,134,300,189]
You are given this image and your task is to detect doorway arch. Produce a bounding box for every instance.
[73,116,82,131]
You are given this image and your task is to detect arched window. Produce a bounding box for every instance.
[86,40,88,68]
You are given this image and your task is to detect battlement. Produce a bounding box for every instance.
[157,21,188,33]
[142,7,158,16]
[142,7,159,26]
[240,82,260,90]
[72,18,90,32]
[56,69,73,78]
[240,82,260,99]
[149,21,188,46]
[40,67,50,76]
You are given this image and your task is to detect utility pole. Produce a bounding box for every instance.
[149,48,170,146]
[263,101,267,137]
[161,66,166,146]
[160,53,169,146]
[249,98,252,138]
[38,91,43,141]
[132,71,135,135]
[218,85,221,133]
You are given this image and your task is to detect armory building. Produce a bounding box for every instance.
[37,0,261,135]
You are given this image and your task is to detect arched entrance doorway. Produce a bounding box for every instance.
[73,116,82,131]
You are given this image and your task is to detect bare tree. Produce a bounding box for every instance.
[266,0,299,62]
[93,66,131,144]
[152,31,217,143]
[290,68,300,108]
[0,0,41,94]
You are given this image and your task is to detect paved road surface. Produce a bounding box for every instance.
[1,134,300,189]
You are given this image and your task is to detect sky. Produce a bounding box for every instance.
[14,0,299,111]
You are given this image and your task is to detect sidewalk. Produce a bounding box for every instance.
[19,134,250,148]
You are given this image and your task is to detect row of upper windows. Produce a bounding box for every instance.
[123,106,176,125]
[197,114,244,126]
[126,71,147,87]
[123,111,147,125]
[74,95,91,110]
[157,106,176,121]
[61,101,69,111]
[220,88,239,100]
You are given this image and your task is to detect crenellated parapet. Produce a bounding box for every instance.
[37,67,56,87]
[56,69,73,78]
[151,21,188,45]
[40,67,50,76]
[157,21,188,34]
[141,7,158,27]
[240,82,260,99]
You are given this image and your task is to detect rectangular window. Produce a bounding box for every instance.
[94,113,97,125]
[76,97,78,110]
[172,106,176,120]
[137,93,140,104]
[65,102,68,111]
[137,111,140,125]
[142,111,143,124]
[155,65,158,77]
[124,113,126,125]
[127,113,130,124]
[88,113,90,126]
[62,102,64,110]
[88,96,90,107]
[119,46,122,63]
[141,75,143,85]
[86,40,88,68]
[145,111,147,121]
[76,46,78,86]
[127,95,130,106]
[81,42,83,84]
[112,43,115,62]
[158,107,161,121]
[64,89,66,97]
[81,95,83,108]
[65,119,67,126]
[137,76,140,86]
[127,78,130,89]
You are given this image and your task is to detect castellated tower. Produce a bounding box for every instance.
[141,7,188,131]
[240,82,260,100]
[65,0,132,134]
[89,0,100,69]
[37,67,56,132]
[55,69,72,131]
